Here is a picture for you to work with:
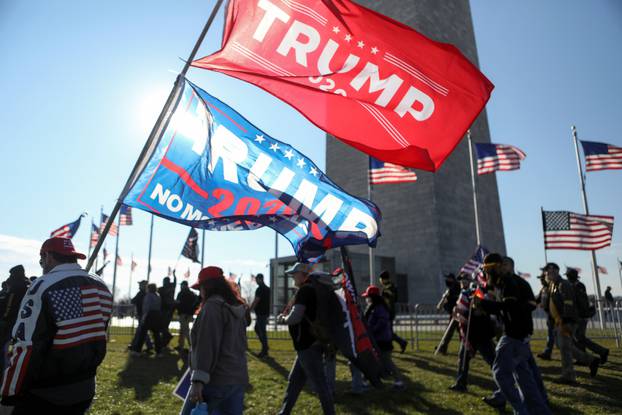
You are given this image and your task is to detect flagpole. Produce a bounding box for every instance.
[467,131,481,246]
[129,253,134,300]
[87,218,94,264]
[541,207,548,264]
[94,205,103,272]
[112,214,121,304]
[147,215,154,283]
[201,229,206,268]
[368,175,375,286]
[86,0,226,271]
[572,125,604,329]
[618,258,622,292]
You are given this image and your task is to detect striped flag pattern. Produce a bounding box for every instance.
[597,266,608,275]
[460,245,489,286]
[368,157,417,185]
[119,205,133,226]
[49,285,112,349]
[543,211,614,250]
[116,255,123,266]
[475,143,526,175]
[581,140,622,172]
[50,216,83,239]
[100,213,118,237]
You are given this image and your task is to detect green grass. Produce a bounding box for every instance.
[90,334,622,414]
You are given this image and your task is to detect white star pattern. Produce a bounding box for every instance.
[332,26,340,34]
[344,34,352,42]
[284,149,294,160]
[357,40,365,48]
[371,46,379,54]
[269,142,280,152]
[309,167,319,177]
[269,216,278,223]
[255,134,265,144]
[296,158,306,168]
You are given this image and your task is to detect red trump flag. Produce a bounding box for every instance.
[193,0,494,171]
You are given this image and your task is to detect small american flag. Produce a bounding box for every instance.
[597,266,608,275]
[184,268,191,279]
[116,255,123,266]
[543,211,614,251]
[90,223,100,248]
[119,205,133,226]
[368,157,417,185]
[517,271,531,279]
[460,245,489,284]
[103,247,109,261]
[48,285,112,349]
[565,265,582,274]
[581,140,622,172]
[131,258,138,272]
[50,216,83,239]
[475,143,526,175]
[100,213,118,237]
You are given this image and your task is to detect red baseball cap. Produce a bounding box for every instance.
[40,237,86,260]
[361,285,380,297]
[191,266,224,289]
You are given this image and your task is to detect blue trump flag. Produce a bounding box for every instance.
[124,80,381,261]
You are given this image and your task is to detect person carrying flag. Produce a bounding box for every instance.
[448,275,496,393]
[0,265,30,374]
[276,263,335,415]
[1,237,112,414]
[475,253,551,415]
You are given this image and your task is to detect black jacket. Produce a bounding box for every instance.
[480,273,536,340]
[2,274,30,328]
[176,288,199,316]
[547,278,578,324]
[1,263,111,403]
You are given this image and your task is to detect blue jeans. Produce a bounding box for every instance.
[179,384,245,415]
[492,336,551,415]
[278,343,335,415]
[254,314,269,353]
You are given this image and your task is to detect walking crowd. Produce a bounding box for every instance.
[0,238,618,414]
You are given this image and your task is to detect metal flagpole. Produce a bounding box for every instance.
[618,258,622,292]
[201,229,206,268]
[129,253,134,300]
[87,218,93,264]
[572,125,604,329]
[368,171,375,286]
[86,0,226,271]
[541,207,548,264]
[94,205,103,272]
[467,131,481,246]
[147,215,154,283]
[111,214,121,303]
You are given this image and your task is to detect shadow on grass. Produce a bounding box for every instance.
[117,351,183,401]
[334,378,463,415]
[249,352,291,380]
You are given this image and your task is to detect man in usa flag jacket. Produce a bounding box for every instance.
[0,237,112,414]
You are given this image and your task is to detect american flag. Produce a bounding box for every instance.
[597,266,608,275]
[183,268,190,279]
[48,285,112,349]
[517,271,531,279]
[131,258,138,272]
[543,211,614,250]
[460,245,489,285]
[581,140,622,172]
[90,223,100,248]
[368,157,417,185]
[100,213,118,237]
[475,143,526,175]
[103,247,109,261]
[119,205,133,226]
[116,255,123,266]
[50,216,83,239]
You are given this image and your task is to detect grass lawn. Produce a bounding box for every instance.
[90,334,622,414]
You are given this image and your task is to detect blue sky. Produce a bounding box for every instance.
[0,0,620,300]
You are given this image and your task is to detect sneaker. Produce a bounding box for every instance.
[399,340,408,354]
[482,396,506,410]
[537,352,551,360]
[600,350,609,365]
[589,358,600,377]
[257,351,269,358]
[435,346,448,356]
[448,383,467,392]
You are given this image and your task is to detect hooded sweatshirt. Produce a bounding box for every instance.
[190,295,249,386]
